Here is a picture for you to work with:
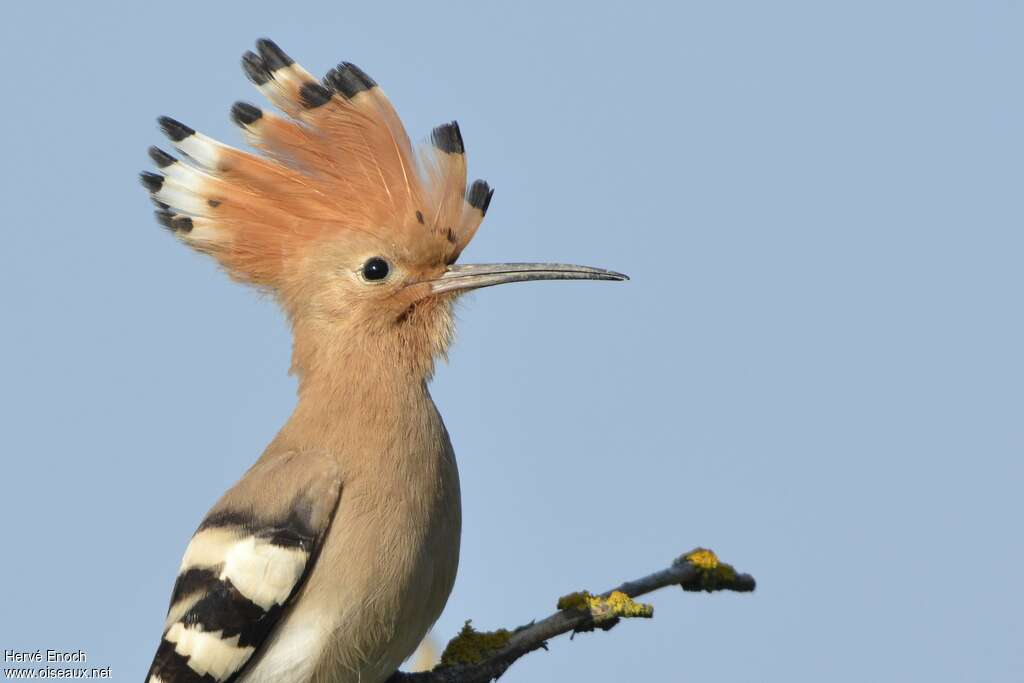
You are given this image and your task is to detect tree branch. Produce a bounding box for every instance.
[387,548,756,683]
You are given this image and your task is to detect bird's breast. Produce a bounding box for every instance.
[242,409,462,683]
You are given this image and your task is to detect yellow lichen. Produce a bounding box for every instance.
[601,591,654,620]
[438,621,511,668]
[685,548,720,570]
[557,589,653,623]
[677,547,744,592]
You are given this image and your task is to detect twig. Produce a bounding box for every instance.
[386,548,755,683]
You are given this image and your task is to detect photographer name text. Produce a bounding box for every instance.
[4,652,87,664]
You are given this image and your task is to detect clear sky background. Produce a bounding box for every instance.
[1,1,1021,681]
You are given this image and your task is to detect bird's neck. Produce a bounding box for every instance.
[269,318,442,456]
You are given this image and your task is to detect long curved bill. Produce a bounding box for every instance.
[429,263,629,295]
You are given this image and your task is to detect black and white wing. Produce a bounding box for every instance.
[145,451,341,683]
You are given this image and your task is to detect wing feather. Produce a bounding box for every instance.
[145,452,341,683]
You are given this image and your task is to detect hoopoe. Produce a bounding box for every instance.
[140,39,626,683]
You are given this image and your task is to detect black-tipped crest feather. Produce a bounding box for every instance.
[242,51,271,85]
[139,171,164,192]
[467,180,494,216]
[431,121,464,154]
[153,209,193,234]
[299,82,332,109]
[256,38,293,71]
[154,209,174,230]
[148,146,176,168]
[324,62,375,99]
[157,116,194,142]
[231,101,263,126]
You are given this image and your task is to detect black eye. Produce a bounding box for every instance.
[362,257,390,282]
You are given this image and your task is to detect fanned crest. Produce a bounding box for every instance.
[142,38,493,288]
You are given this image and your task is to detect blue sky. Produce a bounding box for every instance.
[1,1,1021,681]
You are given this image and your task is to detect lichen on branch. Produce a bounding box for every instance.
[557,590,654,626]
[386,547,756,683]
[438,622,511,667]
[677,548,755,593]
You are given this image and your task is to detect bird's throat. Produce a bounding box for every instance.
[271,319,444,459]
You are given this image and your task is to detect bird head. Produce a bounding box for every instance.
[143,40,626,379]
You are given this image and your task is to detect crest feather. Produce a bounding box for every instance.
[141,39,492,285]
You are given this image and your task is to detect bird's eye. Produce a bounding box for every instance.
[362,257,391,282]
